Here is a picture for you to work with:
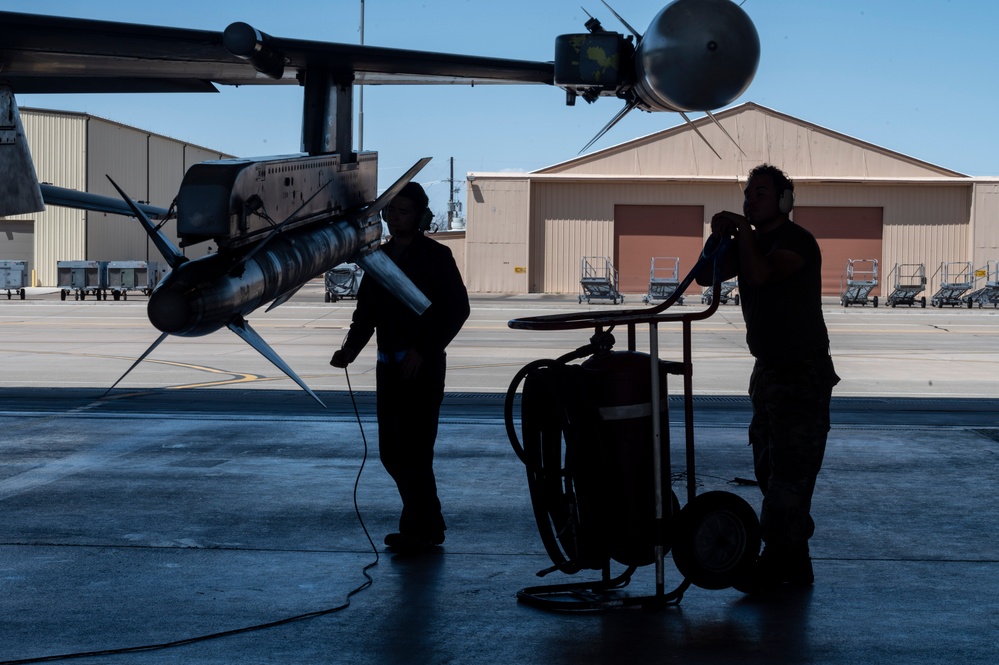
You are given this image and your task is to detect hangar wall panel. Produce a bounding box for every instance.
[86,119,150,260]
[465,178,530,293]
[430,231,466,283]
[799,184,970,296]
[532,180,743,294]
[14,110,235,284]
[18,111,88,286]
[971,183,999,269]
[148,135,186,261]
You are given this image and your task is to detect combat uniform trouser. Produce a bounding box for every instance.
[748,353,839,550]
[376,351,448,540]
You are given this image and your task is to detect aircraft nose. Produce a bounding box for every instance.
[148,288,192,334]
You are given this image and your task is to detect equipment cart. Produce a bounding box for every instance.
[57,260,107,301]
[0,260,28,300]
[578,256,623,305]
[700,280,738,306]
[505,237,761,611]
[106,261,162,300]
[930,261,974,307]
[840,258,879,307]
[885,263,926,308]
[324,263,363,303]
[962,261,999,308]
[642,256,684,305]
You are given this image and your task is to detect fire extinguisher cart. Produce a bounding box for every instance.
[505,238,761,610]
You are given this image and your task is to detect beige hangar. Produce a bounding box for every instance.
[1,108,232,287]
[464,103,999,299]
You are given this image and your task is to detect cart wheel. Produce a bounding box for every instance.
[873,296,878,308]
[920,297,926,308]
[6,292,10,300]
[578,296,583,304]
[672,491,761,590]
[733,294,740,306]
[123,292,128,301]
[113,292,120,301]
[324,292,331,303]
[60,289,67,301]
[79,291,85,301]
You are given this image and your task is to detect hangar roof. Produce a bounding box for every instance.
[534,102,967,180]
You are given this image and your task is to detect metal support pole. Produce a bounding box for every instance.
[649,322,665,597]
[683,320,697,504]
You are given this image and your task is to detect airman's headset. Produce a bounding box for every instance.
[749,163,795,215]
[390,181,434,232]
[778,188,795,215]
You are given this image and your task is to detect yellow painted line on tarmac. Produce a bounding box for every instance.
[0,347,270,391]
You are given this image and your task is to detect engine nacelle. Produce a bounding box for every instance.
[555,0,760,112]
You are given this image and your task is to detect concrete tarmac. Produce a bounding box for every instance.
[1,283,998,663]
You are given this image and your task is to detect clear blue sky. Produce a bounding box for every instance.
[7,0,999,220]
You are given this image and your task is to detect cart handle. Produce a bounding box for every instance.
[509,236,733,331]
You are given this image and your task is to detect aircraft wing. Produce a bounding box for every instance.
[0,11,554,94]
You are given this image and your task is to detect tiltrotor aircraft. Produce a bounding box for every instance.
[0,0,759,404]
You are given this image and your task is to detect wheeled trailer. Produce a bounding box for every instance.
[962,260,999,308]
[0,260,28,300]
[505,237,761,610]
[324,263,363,303]
[930,261,974,307]
[885,263,926,308]
[106,261,162,300]
[701,280,738,306]
[840,258,879,307]
[578,256,623,305]
[642,256,684,305]
[57,260,107,301]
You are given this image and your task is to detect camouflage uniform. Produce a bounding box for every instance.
[737,219,838,555]
[749,353,838,548]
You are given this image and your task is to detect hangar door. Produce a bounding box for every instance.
[0,220,34,278]
[614,205,704,294]
[794,207,884,296]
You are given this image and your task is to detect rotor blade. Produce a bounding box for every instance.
[356,249,430,315]
[227,317,326,408]
[580,100,638,154]
[678,112,722,160]
[599,0,642,39]
[106,176,187,269]
[101,332,170,398]
[705,111,747,157]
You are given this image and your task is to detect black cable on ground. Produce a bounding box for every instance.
[0,368,378,665]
